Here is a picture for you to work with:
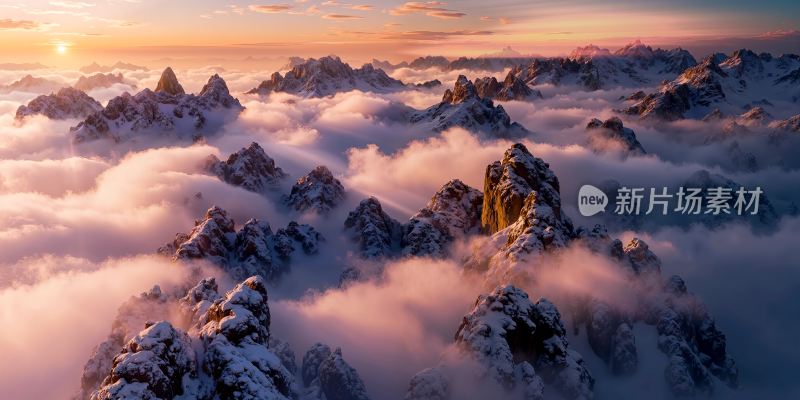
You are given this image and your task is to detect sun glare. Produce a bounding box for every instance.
[57,46,66,52]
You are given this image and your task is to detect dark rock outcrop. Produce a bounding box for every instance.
[480,143,562,235]
[247,56,405,97]
[410,75,530,138]
[202,142,289,192]
[302,343,371,400]
[90,321,197,400]
[401,179,483,258]
[282,165,346,216]
[585,116,647,157]
[72,286,172,400]
[344,197,402,260]
[161,206,321,283]
[72,74,242,143]
[155,67,185,95]
[445,285,594,398]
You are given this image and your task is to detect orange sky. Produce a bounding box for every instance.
[1,1,798,69]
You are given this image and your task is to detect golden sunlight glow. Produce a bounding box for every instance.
[57,46,66,52]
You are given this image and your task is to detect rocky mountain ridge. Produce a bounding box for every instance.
[73,274,370,400]
[247,56,406,98]
[410,75,530,138]
[71,69,244,143]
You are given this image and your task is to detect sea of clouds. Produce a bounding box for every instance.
[0,65,798,400]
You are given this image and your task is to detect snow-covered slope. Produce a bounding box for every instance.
[158,206,322,283]
[401,179,483,258]
[71,72,243,143]
[405,285,594,400]
[246,56,406,98]
[512,40,698,91]
[410,75,530,138]
[282,165,346,216]
[201,142,288,192]
[15,87,103,122]
[618,50,800,120]
[75,274,370,400]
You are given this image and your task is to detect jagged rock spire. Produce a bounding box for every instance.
[155,67,185,95]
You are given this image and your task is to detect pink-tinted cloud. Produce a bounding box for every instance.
[499,17,511,24]
[388,1,465,19]
[755,29,799,39]
[248,3,295,13]
[0,19,58,31]
[322,14,365,19]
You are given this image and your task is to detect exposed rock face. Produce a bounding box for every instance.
[684,169,779,229]
[287,221,325,255]
[302,344,371,400]
[202,142,289,192]
[71,286,172,400]
[701,120,752,145]
[247,56,406,97]
[172,205,236,267]
[162,206,321,283]
[90,321,197,400]
[769,114,800,133]
[476,72,542,101]
[701,108,726,122]
[401,179,483,258]
[15,87,103,121]
[455,145,743,397]
[726,140,759,172]
[282,165,346,216]
[200,276,299,400]
[302,342,332,387]
[76,275,311,400]
[344,197,402,260]
[410,75,530,138]
[403,368,450,400]
[513,41,695,92]
[408,56,451,70]
[451,285,594,399]
[617,47,797,121]
[497,71,541,101]
[654,48,699,74]
[612,323,638,376]
[155,67,185,95]
[584,116,647,157]
[413,79,441,89]
[72,74,243,143]
[480,143,562,235]
[74,73,131,92]
[179,277,221,333]
[617,56,727,121]
[268,334,297,375]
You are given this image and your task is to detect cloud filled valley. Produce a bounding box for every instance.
[1,44,800,400]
